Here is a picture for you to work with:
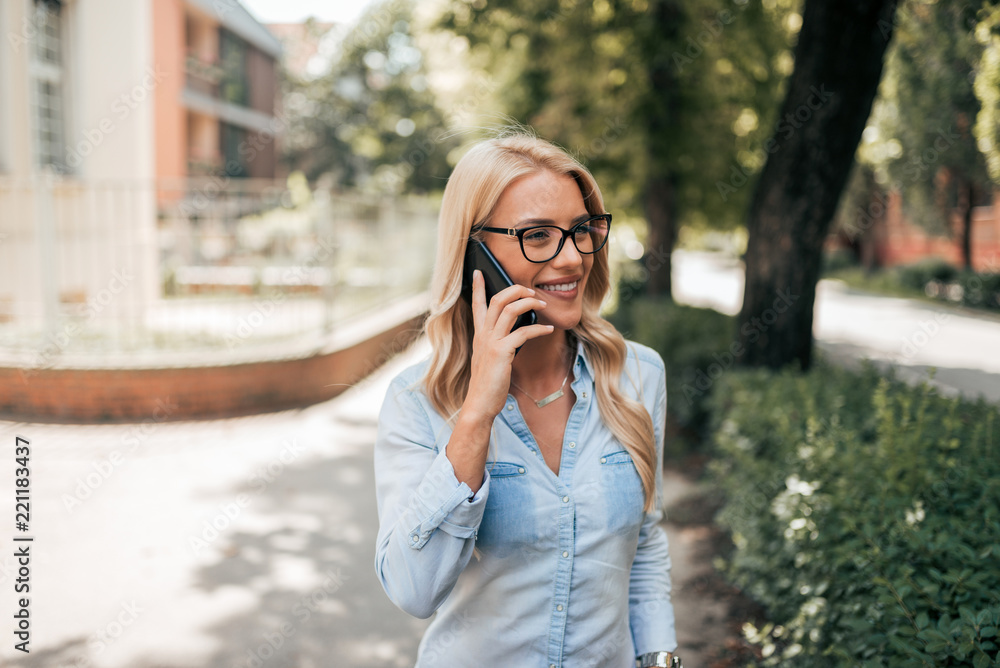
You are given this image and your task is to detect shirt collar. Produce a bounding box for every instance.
[572,333,595,383]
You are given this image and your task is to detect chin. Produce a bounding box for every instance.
[538,312,582,331]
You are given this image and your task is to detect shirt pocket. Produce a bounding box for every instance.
[599,449,645,535]
[476,461,538,558]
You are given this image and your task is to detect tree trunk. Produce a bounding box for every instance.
[639,0,682,300]
[962,180,974,270]
[738,0,898,370]
[643,174,676,299]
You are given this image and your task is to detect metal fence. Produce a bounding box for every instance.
[0,175,438,365]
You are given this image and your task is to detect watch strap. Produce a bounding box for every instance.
[636,651,681,668]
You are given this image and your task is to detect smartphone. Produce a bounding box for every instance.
[461,239,537,352]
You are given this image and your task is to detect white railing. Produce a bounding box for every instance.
[0,175,438,366]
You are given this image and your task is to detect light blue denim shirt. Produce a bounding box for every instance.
[374,337,676,667]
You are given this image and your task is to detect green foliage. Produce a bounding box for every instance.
[827,259,1000,311]
[282,3,456,193]
[435,0,797,228]
[954,270,1000,309]
[974,3,1000,184]
[607,282,736,455]
[859,0,991,234]
[709,362,1000,666]
[897,259,962,292]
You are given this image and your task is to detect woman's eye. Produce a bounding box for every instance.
[524,230,550,242]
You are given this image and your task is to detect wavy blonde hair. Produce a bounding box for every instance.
[420,131,658,511]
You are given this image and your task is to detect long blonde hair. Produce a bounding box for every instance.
[421,131,658,512]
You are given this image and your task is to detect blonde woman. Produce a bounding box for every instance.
[374,132,680,668]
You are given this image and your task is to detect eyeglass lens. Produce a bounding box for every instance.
[521,217,610,262]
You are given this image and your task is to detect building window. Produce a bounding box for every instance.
[30,0,67,172]
[219,29,249,107]
[220,123,248,177]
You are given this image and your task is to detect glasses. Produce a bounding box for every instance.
[474,214,612,263]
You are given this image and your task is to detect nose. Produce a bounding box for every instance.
[550,234,584,268]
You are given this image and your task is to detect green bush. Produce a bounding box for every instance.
[957,272,1000,310]
[709,363,1000,666]
[608,290,736,455]
[822,248,859,274]
[898,260,959,293]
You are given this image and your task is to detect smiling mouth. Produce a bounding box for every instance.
[536,280,579,292]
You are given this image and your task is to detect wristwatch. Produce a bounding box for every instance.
[636,651,682,667]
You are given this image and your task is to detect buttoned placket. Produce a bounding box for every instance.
[502,351,592,668]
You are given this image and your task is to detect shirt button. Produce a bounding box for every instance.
[506,404,513,411]
[600,457,607,463]
[517,467,525,474]
[582,392,588,398]
[562,495,569,503]
[562,550,569,558]
[411,534,418,542]
[556,604,564,611]
[568,441,576,449]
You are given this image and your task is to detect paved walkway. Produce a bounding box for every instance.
[0,340,433,668]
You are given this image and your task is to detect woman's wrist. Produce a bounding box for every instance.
[456,404,496,434]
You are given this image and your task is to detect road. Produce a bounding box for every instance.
[673,250,1000,403]
[0,250,995,668]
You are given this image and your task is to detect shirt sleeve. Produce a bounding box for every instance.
[373,374,491,619]
[628,359,678,654]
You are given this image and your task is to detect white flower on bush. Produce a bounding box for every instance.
[785,474,818,496]
[905,500,925,525]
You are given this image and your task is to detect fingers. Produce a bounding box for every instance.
[470,271,550,351]
[508,323,556,349]
[494,296,547,337]
[484,282,539,331]
[470,270,486,332]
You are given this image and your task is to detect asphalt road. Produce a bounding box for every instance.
[673,250,1000,403]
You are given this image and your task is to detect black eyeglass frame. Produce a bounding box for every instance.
[473,213,612,264]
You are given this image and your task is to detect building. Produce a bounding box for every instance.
[156,0,284,182]
[832,189,1000,273]
[0,0,282,338]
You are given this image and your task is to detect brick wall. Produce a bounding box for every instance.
[877,191,1000,271]
[0,313,427,423]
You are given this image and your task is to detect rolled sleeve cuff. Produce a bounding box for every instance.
[631,601,678,655]
[407,448,490,549]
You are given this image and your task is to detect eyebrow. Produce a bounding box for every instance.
[514,213,593,229]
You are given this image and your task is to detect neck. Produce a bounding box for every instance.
[510,328,575,394]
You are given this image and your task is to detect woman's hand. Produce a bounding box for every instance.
[462,269,553,424]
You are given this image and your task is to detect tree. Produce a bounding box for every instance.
[737,0,898,370]
[875,0,989,270]
[436,0,795,299]
[282,2,456,193]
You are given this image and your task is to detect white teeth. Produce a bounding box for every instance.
[538,281,578,292]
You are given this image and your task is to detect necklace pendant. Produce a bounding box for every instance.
[534,388,564,408]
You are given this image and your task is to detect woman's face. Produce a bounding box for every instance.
[482,169,594,331]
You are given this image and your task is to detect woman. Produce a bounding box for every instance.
[374,132,679,668]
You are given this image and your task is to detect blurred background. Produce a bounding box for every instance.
[0,0,998,666]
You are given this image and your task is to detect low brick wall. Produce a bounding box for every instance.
[0,310,428,423]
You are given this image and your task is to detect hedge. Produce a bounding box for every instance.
[708,363,1000,666]
[607,290,736,455]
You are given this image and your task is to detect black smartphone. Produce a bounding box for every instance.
[462,239,538,352]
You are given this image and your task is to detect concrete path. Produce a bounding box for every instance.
[0,340,433,668]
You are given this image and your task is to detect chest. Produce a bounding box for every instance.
[517,388,575,476]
